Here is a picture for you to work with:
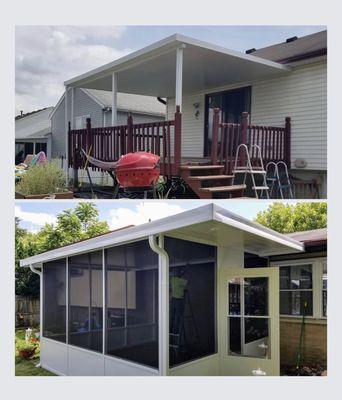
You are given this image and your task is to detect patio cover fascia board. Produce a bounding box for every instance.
[20,204,303,268]
[63,34,291,97]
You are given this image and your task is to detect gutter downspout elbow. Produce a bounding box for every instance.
[148,234,169,376]
[29,264,42,368]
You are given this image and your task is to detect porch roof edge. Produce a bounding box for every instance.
[20,203,303,267]
[63,33,291,88]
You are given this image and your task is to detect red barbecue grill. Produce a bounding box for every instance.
[80,149,160,198]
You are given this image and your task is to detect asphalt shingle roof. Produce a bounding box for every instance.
[83,89,166,116]
[251,30,327,63]
[15,107,54,139]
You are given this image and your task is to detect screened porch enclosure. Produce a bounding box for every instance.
[42,236,217,372]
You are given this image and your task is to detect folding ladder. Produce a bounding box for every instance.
[266,161,293,199]
[169,290,199,355]
[232,144,269,199]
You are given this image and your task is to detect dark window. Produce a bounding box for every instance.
[164,237,216,368]
[43,259,66,343]
[15,142,34,164]
[105,240,158,369]
[204,87,251,156]
[279,265,313,316]
[69,251,103,353]
[35,142,47,154]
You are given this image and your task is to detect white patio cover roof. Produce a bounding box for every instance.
[64,34,291,98]
[20,204,303,267]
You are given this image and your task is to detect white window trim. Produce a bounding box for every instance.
[75,114,90,130]
[270,257,327,319]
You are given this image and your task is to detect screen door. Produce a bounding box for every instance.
[221,267,279,376]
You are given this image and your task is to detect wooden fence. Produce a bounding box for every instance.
[15,296,39,327]
[68,106,182,177]
[211,109,291,175]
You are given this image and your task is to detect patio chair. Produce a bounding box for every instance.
[15,151,47,181]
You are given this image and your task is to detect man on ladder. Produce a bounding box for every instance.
[170,267,188,336]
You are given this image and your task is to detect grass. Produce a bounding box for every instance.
[15,328,56,376]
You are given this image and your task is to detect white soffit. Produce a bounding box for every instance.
[64,34,291,98]
[20,204,303,267]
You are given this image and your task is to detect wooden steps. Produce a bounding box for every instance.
[180,163,247,199]
[187,174,234,181]
[200,185,247,193]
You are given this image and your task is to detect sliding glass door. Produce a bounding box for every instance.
[204,87,251,156]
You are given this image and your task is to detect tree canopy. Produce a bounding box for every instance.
[255,202,327,234]
[15,203,109,297]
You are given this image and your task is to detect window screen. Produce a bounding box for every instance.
[43,259,66,343]
[164,237,216,368]
[69,251,103,353]
[279,265,313,316]
[105,240,158,369]
[323,263,327,317]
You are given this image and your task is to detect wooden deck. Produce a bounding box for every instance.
[68,108,291,199]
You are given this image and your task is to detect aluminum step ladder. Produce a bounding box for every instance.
[266,161,293,199]
[232,144,269,199]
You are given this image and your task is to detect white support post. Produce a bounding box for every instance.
[111,73,118,126]
[175,45,185,112]
[71,87,75,129]
[65,86,69,184]
[29,264,43,368]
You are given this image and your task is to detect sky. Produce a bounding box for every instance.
[15,200,299,233]
[15,25,325,115]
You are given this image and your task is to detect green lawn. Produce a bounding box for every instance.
[15,328,56,376]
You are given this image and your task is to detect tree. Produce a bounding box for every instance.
[15,203,110,296]
[15,218,40,297]
[255,202,327,233]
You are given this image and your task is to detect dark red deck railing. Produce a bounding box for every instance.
[211,108,291,175]
[68,106,182,178]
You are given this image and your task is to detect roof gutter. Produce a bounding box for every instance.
[29,264,43,368]
[148,234,169,376]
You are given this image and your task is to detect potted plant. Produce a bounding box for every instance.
[15,161,73,199]
[16,341,37,359]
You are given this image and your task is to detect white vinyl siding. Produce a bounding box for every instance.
[167,60,326,170]
[251,61,327,171]
[167,93,205,158]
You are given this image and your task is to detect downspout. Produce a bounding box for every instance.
[29,264,42,368]
[148,234,169,376]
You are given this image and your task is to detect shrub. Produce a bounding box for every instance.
[16,162,67,196]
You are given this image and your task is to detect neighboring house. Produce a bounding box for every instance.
[65,30,327,198]
[15,107,53,163]
[50,88,166,160]
[20,204,327,376]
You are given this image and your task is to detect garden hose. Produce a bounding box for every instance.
[296,300,308,369]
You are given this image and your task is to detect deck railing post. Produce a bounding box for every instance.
[86,117,92,155]
[240,111,249,165]
[241,111,249,145]
[174,105,182,175]
[127,113,134,153]
[211,108,220,164]
[284,116,291,167]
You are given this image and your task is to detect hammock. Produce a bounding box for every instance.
[81,149,118,171]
